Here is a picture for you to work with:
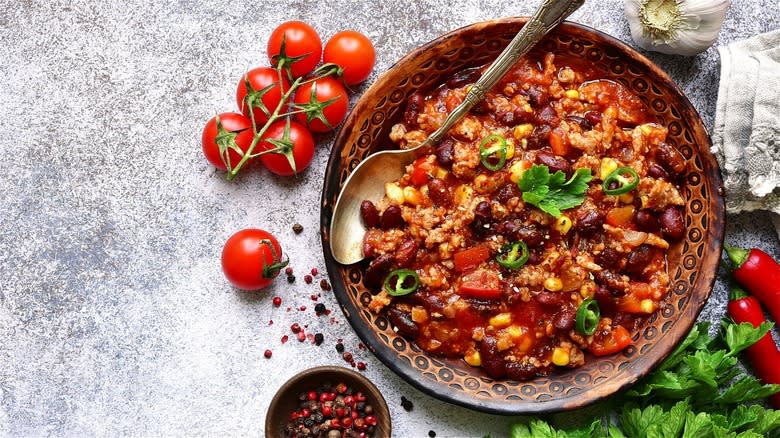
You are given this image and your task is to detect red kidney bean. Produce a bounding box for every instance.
[535,104,559,126]
[419,293,446,313]
[526,248,543,265]
[526,125,551,149]
[594,286,618,315]
[527,86,548,107]
[470,99,490,115]
[496,221,543,247]
[394,239,418,268]
[595,247,620,269]
[584,110,602,126]
[554,307,576,331]
[404,93,424,125]
[594,270,628,295]
[535,291,565,307]
[505,361,538,381]
[380,205,404,229]
[536,151,571,176]
[496,110,515,126]
[634,209,660,232]
[575,209,605,236]
[435,138,454,167]
[655,142,687,176]
[479,336,507,378]
[647,164,669,180]
[387,307,419,339]
[513,106,535,123]
[360,200,380,228]
[427,178,451,206]
[496,183,521,203]
[659,206,685,240]
[474,201,492,222]
[624,244,652,275]
[446,68,482,89]
[565,115,591,130]
[363,254,394,289]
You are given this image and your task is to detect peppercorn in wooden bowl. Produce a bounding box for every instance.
[265,366,391,437]
[320,18,725,414]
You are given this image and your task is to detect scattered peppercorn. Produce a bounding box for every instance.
[311,267,319,276]
[287,275,295,283]
[314,303,326,314]
[273,296,282,307]
[285,267,294,276]
[320,279,331,291]
[336,343,345,353]
[314,333,324,345]
[292,223,303,234]
[291,323,301,333]
[401,396,413,411]
[357,362,366,371]
[304,274,313,284]
[342,352,353,363]
[264,349,272,358]
[281,335,289,344]
[297,332,306,342]
[429,431,436,437]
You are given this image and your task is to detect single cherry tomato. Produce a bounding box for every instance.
[323,30,375,85]
[453,245,491,273]
[267,21,322,78]
[201,112,254,171]
[222,229,287,290]
[293,77,349,133]
[258,120,315,176]
[236,67,289,125]
[458,269,501,300]
[591,325,632,356]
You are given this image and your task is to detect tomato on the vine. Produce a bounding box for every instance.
[267,21,322,78]
[293,77,349,133]
[201,112,254,171]
[236,67,289,126]
[323,30,375,85]
[258,119,315,176]
[222,228,287,291]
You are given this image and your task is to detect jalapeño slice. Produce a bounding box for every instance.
[602,166,639,196]
[479,134,508,171]
[575,299,601,336]
[496,241,529,269]
[383,269,420,296]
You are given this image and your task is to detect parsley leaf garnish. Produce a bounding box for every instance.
[518,164,593,217]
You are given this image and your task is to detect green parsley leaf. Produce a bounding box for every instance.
[661,399,690,438]
[682,411,713,438]
[619,404,667,438]
[607,425,626,438]
[660,322,711,371]
[752,406,780,435]
[714,376,780,404]
[723,321,774,357]
[518,165,592,217]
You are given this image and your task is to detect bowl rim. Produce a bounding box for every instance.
[320,17,725,415]
[264,365,392,436]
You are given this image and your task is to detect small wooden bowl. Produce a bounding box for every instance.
[320,18,725,414]
[265,366,391,437]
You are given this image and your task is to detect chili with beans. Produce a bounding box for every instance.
[360,51,687,379]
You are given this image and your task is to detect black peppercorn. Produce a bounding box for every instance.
[314,303,326,314]
[401,396,414,411]
[335,343,344,353]
[287,275,295,283]
[314,333,324,346]
[293,223,304,234]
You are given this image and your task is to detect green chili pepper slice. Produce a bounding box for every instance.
[383,269,420,296]
[496,241,529,269]
[479,134,508,171]
[575,299,601,336]
[602,166,639,196]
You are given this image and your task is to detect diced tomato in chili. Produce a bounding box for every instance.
[590,325,632,356]
[549,129,570,156]
[617,295,642,313]
[458,268,501,300]
[606,206,635,228]
[410,157,435,186]
[453,245,490,272]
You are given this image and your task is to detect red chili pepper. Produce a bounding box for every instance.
[727,285,780,408]
[724,243,780,323]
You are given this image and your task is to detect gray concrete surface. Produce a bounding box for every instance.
[1,1,778,436]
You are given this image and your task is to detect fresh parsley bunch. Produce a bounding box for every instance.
[518,165,592,218]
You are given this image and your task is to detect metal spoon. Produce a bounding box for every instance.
[329,0,585,265]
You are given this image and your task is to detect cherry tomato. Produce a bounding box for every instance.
[267,21,322,78]
[323,30,375,85]
[236,67,289,125]
[201,112,254,171]
[453,245,491,273]
[222,228,287,291]
[258,120,315,176]
[293,77,349,133]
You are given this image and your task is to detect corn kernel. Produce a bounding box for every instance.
[474,174,491,193]
[411,306,429,324]
[464,350,481,367]
[434,167,449,179]
[640,299,655,314]
[453,184,473,206]
[554,215,572,234]
[544,277,563,292]
[600,157,619,180]
[505,139,515,160]
[496,334,514,351]
[580,282,596,299]
[513,123,534,141]
[640,194,651,209]
[509,160,530,183]
[640,124,653,136]
[618,192,634,204]
[403,186,423,205]
[564,89,580,100]
[517,334,533,353]
[385,182,404,205]
[507,325,524,340]
[552,347,570,366]
[489,313,513,329]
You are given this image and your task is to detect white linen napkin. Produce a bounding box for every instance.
[711,30,780,234]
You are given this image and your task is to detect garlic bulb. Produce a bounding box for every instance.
[625,0,731,56]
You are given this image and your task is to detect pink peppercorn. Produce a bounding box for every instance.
[272,296,282,307]
[304,275,313,284]
[357,362,366,371]
[263,349,272,358]
[285,267,293,276]
[311,268,318,276]
[290,323,301,333]
[296,332,306,342]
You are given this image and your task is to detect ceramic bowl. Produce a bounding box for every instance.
[320,18,725,414]
[265,366,391,437]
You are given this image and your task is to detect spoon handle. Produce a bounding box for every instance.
[418,0,585,149]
